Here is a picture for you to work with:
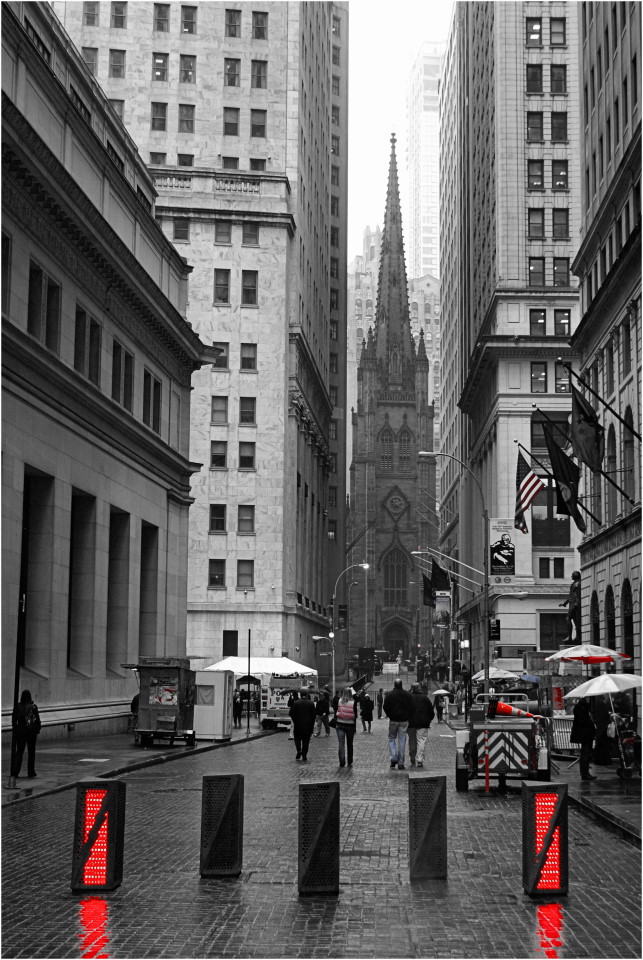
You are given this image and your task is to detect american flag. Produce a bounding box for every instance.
[515,451,545,534]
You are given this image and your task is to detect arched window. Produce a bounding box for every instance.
[356,327,363,341]
[366,299,373,311]
[621,580,634,663]
[605,585,616,650]
[623,407,635,510]
[590,591,600,645]
[380,429,393,471]
[398,430,412,470]
[383,549,407,607]
[606,426,617,522]
[591,469,602,529]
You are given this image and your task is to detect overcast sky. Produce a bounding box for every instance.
[347,0,455,257]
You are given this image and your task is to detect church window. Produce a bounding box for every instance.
[380,429,393,471]
[383,549,407,607]
[399,431,411,470]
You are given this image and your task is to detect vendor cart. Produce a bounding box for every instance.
[131,656,196,748]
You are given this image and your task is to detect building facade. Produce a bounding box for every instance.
[348,136,436,662]
[440,2,584,676]
[54,1,350,670]
[2,1,212,736]
[571,2,641,676]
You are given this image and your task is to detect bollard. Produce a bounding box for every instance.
[71,780,126,893]
[200,775,244,877]
[522,781,568,897]
[298,781,339,896]
[408,775,447,880]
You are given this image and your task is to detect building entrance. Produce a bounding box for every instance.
[383,623,410,660]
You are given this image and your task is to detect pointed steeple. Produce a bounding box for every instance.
[374,134,415,392]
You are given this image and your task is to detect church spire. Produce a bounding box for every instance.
[374,133,415,392]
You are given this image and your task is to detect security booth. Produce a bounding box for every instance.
[193,669,234,741]
[129,656,196,748]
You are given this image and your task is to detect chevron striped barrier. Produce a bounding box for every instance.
[477,729,531,775]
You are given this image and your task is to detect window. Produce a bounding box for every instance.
[623,408,635,504]
[607,116,612,162]
[109,49,125,78]
[554,310,570,337]
[83,2,99,26]
[225,58,240,86]
[329,454,337,474]
[615,97,620,144]
[330,289,338,311]
[539,612,569,649]
[552,159,568,190]
[250,158,266,171]
[223,107,239,136]
[251,109,266,137]
[151,102,167,130]
[225,9,241,36]
[211,441,227,468]
[209,505,226,533]
[214,269,230,304]
[599,136,604,180]
[237,560,254,589]
[530,309,546,335]
[552,208,569,238]
[251,60,267,88]
[111,340,133,411]
[182,6,196,33]
[332,75,340,96]
[331,195,340,216]
[328,486,337,508]
[330,257,339,278]
[399,432,411,470]
[239,442,255,469]
[550,17,566,45]
[528,160,544,189]
[383,549,408,606]
[329,420,337,441]
[329,352,338,374]
[332,45,340,66]
[531,362,547,392]
[82,47,98,74]
[178,153,193,166]
[242,223,259,245]
[332,15,341,36]
[180,55,196,83]
[526,18,542,46]
[143,370,161,433]
[154,4,169,30]
[74,308,101,385]
[539,558,550,579]
[27,262,60,353]
[331,105,340,126]
[555,362,570,393]
[211,396,228,423]
[528,208,545,238]
[632,56,638,107]
[328,520,337,541]
[526,65,542,93]
[553,558,565,579]
[331,166,340,186]
[242,270,258,305]
[553,257,569,286]
[111,2,127,28]
[330,385,337,405]
[551,112,567,141]
[598,47,603,88]
[605,341,614,394]
[532,483,570,546]
[531,412,569,449]
[239,397,256,424]
[252,11,268,39]
[2,232,11,314]
[330,320,338,340]
[330,226,339,247]
[179,104,195,133]
[238,505,255,533]
[173,218,189,241]
[622,320,632,374]
[622,78,629,128]
[331,134,340,154]
[215,221,231,243]
[150,153,167,167]
[109,99,124,120]
[152,53,168,81]
[212,342,229,368]
[241,343,257,370]
[550,64,567,93]
[529,257,545,286]
[208,559,225,587]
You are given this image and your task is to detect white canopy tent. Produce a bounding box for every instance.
[202,656,317,685]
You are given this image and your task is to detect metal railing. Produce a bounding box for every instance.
[551,716,580,756]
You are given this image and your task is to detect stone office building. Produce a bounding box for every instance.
[2,2,213,736]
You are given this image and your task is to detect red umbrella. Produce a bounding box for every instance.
[545,643,631,665]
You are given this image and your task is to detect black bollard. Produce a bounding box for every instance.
[408,775,447,880]
[200,774,244,877]
[298,781,340,895]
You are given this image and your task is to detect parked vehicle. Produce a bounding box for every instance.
[261,676,318,729]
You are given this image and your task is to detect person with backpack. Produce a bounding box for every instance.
[11,689,42,779]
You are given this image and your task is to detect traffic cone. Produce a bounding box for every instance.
[494,700,535,719]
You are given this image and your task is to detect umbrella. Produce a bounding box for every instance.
[520,674,540,684]
[545,644,632,665]
[563,674,643,699]
[432,688,451,697]
[471,666,520,682]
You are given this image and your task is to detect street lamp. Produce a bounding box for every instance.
[313,633,336,699]
[331,562,369,674]
[419,451,491,693]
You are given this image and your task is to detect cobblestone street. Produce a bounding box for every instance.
[2,717,641,959]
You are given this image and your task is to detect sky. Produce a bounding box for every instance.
[347,0,455,257]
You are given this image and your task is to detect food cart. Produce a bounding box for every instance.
[130,656,196,748]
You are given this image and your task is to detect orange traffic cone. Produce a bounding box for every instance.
[494,700,535,719]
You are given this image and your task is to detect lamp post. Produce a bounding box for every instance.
[313,633,336,699]
[419,451,491,693]
[331,562,369,677]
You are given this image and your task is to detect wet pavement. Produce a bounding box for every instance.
[1,698,641,959]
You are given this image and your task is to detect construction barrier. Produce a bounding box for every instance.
[298,781,339,896]
[551,716,581,756]
[522,781,568,897]
[200,775,244,877]
[71,780,126,892]
[408,775,447,880]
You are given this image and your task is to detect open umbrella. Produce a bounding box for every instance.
[545,644,632,665]
[432,688,451,697]
[564,674,642,776]
[471,666,520,682]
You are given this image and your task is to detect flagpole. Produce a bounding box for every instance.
[557,359,642,440]
[514,440,601,526]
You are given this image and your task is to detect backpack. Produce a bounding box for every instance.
[23,703,39,732]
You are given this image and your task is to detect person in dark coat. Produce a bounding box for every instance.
[313,691,331,737]
[383,679,413,770]
[407,682,435,767]
[289,690,316,761]
[11,689,42,779]
[570,698,597,780]
[232,690,243,728]
[376,688,384,719]
[360,693,374,733]
[434,693,445,724]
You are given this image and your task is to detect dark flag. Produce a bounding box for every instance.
[543,423,587,533]
[422,573,434,607]
[571,385,604,472]
[515,451,545,534]
[431,558,451,593]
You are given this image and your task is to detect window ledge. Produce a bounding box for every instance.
[237,531,255,536]
[238,467,256,472]
[211,421,229,427]
[239,422,257,428]
[241,303,259,309]
[240,368,258,374]
[210,466,228,472]
[209,530,227,535]
[213,301,231,307]
[208,585,226,591]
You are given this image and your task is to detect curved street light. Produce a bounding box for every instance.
[322,562,369,698]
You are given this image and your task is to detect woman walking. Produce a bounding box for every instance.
[334,687,357,767]
[360,693,374,733]
[11,689,42,779]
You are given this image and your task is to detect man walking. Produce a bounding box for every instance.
[313,690,331,737]
[383,679,413,770]
[289,689,316,762]
[407,682,434,768]
[376,688,384,719]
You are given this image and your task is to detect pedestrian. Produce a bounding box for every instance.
[253,690,261,722]
[334,687,357,767]
[383,678,413,770]
[407,682,435,767]
[313,691,331,737]
[570,697,597,780]
[232,690,242,728]
[434,693,445,724]
[377,687,384,719]
[287,690,298,739]
[360,693,374,732]
[11,689,42,779]
[289,689,316,762]
[130,692,140,741]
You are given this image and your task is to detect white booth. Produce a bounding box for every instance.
[193,669,234,741]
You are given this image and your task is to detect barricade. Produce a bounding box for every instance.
[522,781,568,897]
[551,716,580,756]
[298,781,339,895]
[200,775,244,877]
[408,775,447,880]
[71,780,126,892]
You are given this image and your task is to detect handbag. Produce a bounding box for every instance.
[329,716,337,728]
